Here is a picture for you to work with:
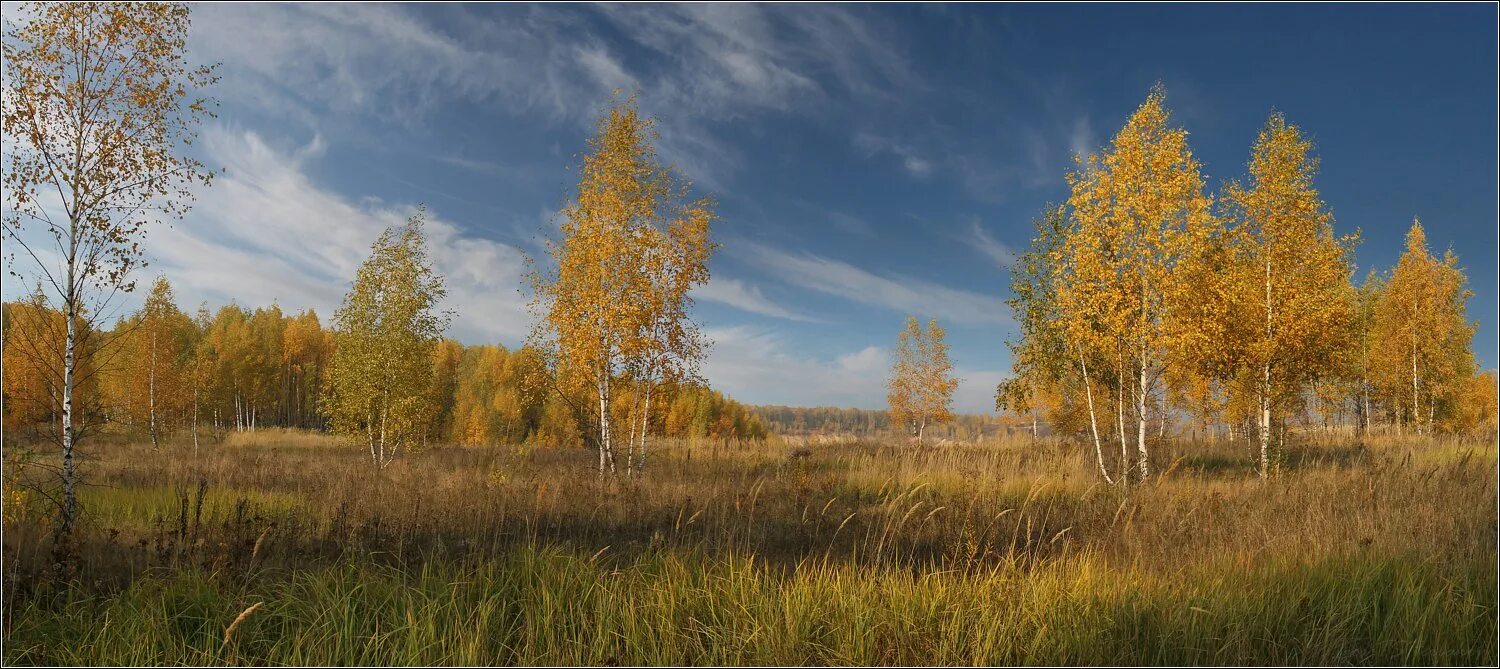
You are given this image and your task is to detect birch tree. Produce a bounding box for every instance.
[1057,86,1214,481]
[1370,220,1475,436]
[888,316,958,446]
[997,204,1116,482]
[1,2,216,560]
[1216,113,1357,477]
[114,276,190,450]
[530,96,715,477]
[324,209,450,470]
[189,303,212,450]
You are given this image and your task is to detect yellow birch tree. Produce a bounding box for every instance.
[1,1,216,555]
[530,95,715,476]
[1370,220,1475,436]
[1057,85,1214,481]
[889,316,958,446]
[1214,113,1358,477]
[324,208,450,470]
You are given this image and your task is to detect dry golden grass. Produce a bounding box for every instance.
[2,428,1495,664]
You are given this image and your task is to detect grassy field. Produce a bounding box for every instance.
[2,429,1495,665]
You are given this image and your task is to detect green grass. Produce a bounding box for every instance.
[77,485,304,528]
[6,546,1492,666]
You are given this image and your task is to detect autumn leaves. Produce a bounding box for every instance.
[325,209,451,470]
[1000,87,1488,482]
[887,317,958,446]
[529,97,717,477]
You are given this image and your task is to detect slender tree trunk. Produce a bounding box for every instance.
[192,379,200,454]
[149,330,159,450]
[1410,337,1420,437]
[596,373,613,478]
[636,384,653,475]
[54,274,79,565]
[1362,385,1371,435]
[1135,352,1149,480]
[379,392,389,470]
[367,407,377,468]
[1078,353,1114,484]
[1258,379,1271,479]
[1116,376,1128,482]
[1260,256,1274,477]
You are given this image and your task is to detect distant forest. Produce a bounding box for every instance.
[748,405,1003,440]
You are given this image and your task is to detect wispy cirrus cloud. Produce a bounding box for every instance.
[854,130,936,178]
[190,3,917,191]
[964,219,1018,269]
[739,241,1011,326]
[694,277,820,323]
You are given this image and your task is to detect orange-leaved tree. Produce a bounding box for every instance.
[889,316,958,446]
[1370,219,1476,435]
[1057,86,1215,481]
[529,95,715,477]
[1212,113,1357,477]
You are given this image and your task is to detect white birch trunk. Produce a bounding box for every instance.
[149,330,159,450]
[636,385,653,475]
[1116,360,1128,481]
[1136,352,1150,479]
[56,271,79,556]
[192,380,200,454]
[1410,337,1420,437]
[1078,353,1114,484]
[1259,382,1271,480]
[1260,257,1272,478]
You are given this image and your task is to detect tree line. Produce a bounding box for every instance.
[997,87,1496,482]
[1,275,769,454]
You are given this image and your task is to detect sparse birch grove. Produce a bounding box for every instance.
[1052,86,1214,482]
[997,86,1494,482]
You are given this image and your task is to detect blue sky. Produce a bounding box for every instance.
[26,3,1497,413]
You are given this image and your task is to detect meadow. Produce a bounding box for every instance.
[2,428,1495,665]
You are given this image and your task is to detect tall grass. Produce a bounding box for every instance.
[6,547,1492,665]
[3,430,1495,665]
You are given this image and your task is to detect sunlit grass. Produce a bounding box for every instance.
[79,485,304,528]
[5,546,1492,665]
[3,429,1494,665]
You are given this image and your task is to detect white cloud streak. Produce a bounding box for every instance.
[740,241,1011,326]
[694,277,819,322]
[965,219,1018,269]
[189,4,916,191]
